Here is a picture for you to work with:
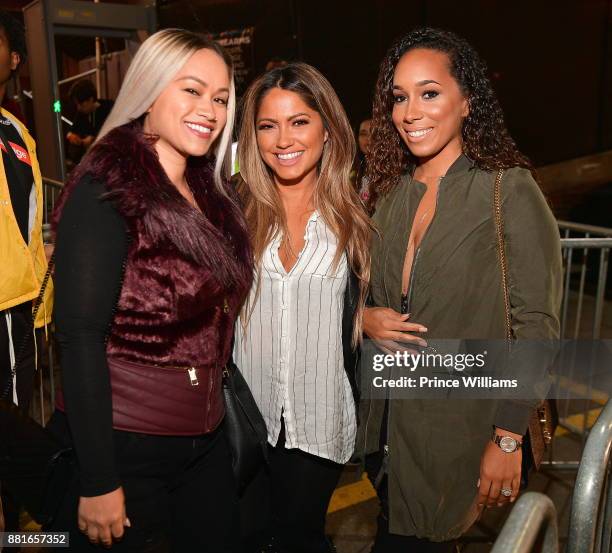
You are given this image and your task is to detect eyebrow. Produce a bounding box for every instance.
[393,79,441,90]
[177,76,229,93]
[257,112,311,124]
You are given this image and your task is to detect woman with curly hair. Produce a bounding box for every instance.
[359,28,562,552]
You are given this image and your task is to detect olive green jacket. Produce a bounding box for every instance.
[358,155,562,540]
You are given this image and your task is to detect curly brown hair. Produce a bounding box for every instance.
[367,27,533,209]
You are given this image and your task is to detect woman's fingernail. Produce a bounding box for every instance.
[510,498,515,503]
[420,327,428,332]
[476,479,480,487]
[124,518,131,527]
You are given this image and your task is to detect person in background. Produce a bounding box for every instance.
[0,10,25,124]
[65,79,113,164]
[360,27,561,552]
[351,117,371,201]
[48,29,252,551]
[235,62,372,553]
[0,6,53,536]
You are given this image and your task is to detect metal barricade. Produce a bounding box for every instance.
[490,492,558,553]
[566,399,612,553]
[548,221,612,450]
[554,222,611,448]
[31,176,63,426]
[42,176,63,224]
[41,176,63,245]
[558,221,612,341]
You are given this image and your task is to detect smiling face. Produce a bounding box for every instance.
[255,87,328,186]
[392,48,469,169]
[143,48,230,162]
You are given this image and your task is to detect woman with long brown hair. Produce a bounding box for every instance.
[234,62,371,553]
[360,28,562,552]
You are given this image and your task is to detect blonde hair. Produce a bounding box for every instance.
[97,28,236,193]
[238,62,372,346]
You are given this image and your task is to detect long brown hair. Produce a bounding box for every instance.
[367,27,533,209]
[238,62,372,346]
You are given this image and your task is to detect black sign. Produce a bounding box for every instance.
[213,27,255,96]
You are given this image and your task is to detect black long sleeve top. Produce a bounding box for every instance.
[54,175,129,496]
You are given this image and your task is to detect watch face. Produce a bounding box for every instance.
[499,436,517,453]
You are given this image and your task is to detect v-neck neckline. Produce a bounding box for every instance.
[272,210,319,276]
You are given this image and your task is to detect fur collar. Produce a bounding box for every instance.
[53,121,252,288]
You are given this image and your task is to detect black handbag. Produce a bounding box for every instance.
[222,359,268,494]
[0,400,73,525]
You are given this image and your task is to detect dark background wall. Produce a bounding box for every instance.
[159,0,612,167]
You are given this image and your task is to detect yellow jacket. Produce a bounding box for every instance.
[0,107,53,327]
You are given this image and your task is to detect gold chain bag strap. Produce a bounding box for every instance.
[493,169,555,470]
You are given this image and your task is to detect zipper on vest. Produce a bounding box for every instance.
[205,369,214,426]
[188,367,199,386]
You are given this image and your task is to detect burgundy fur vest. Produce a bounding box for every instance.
[54,122,253,434]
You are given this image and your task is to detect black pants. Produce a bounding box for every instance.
[0,302,36,539]
[47,413,240,553]
[267,423,343,553]
[0,302,36,411]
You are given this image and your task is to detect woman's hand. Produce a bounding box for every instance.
[78,487,130,547]
[363,307,428,352]
[477,429,522,510]
[66,132,82,146]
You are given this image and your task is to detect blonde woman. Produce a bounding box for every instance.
[47,29,253,551]
[234,63,371,553]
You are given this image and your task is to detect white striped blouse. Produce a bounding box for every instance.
[233,211,357,464]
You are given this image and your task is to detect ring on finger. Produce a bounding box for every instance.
[501,488,512,497]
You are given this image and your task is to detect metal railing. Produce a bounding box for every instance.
[42,176,63,225]
[559,221,611,341]
[492,401,611,553]
[566,399,612,553]
[553,222,611,449]
[490,492,559,553]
